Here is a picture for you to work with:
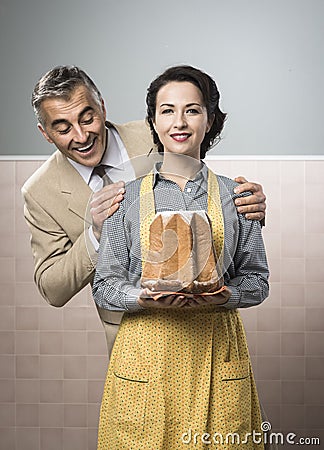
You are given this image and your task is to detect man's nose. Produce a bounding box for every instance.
[73,125,89,143]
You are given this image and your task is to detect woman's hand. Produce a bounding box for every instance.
[137,286,232,309]
[185,286,232,307]
[138,288,188,309]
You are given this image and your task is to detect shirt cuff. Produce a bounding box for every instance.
[88,226,100,252]
[124,286,145,312]
[223,285,241,309]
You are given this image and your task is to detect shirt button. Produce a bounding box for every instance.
[186,187,192,193]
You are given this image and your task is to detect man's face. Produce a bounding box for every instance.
[38,85,107,167]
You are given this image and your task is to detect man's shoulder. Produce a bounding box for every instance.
[112,119,148,132]
[107,120,156,168]
[108,120,151,141]
[22,151,63,195]
[22,152,57,188]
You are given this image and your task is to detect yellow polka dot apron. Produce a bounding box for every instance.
[97,169,264,450]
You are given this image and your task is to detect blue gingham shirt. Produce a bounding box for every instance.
[93,162,269,312]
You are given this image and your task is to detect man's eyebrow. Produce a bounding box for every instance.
[51,106,94,128]
[78,106,94,118]
[51,118,69,128]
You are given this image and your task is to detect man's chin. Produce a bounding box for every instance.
[66,152,98,167]
[70,147,104,166]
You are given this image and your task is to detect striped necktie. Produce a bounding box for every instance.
[92,165,112,187]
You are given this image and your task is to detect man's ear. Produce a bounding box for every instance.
[101,98,107,121]
[37,123,54,144]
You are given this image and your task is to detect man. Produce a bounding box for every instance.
[22,65,266,355]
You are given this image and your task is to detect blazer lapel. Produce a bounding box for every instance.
[56,152,93,225]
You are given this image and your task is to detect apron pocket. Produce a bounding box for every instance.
[219,359,252,437]
[111,362,149,433]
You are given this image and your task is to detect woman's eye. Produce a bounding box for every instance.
[187,108,199,114]
[161,109,173,114]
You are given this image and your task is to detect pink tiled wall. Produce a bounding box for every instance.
[0,158,323,449]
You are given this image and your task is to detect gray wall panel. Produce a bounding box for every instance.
[0,0,323,155]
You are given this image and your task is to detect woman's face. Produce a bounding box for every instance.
[153,81,212,159]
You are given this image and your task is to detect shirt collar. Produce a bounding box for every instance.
[68,159,93,185]
[100,125,124,170]
[152,160,208,187]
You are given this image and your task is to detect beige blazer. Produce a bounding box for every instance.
[22,120,160,326]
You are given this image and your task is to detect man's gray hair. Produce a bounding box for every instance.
[32,65,103,125]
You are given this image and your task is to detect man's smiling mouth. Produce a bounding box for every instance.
[75,138,96,153]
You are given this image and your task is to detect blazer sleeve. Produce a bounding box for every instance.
[22,187,97,307]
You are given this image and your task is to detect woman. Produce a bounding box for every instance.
[93,65,269,449]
